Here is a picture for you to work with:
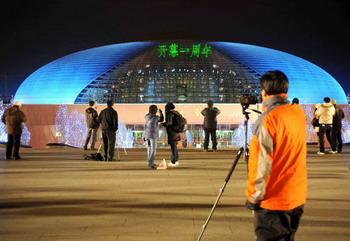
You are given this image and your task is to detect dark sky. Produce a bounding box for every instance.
[0,0,349,96]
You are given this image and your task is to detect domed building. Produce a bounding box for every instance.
[15,41,347,104]
[12,41,348,148]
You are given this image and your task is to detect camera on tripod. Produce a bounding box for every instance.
[240,94,258,109]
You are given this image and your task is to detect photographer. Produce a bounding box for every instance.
[246,70,307,241]
[201,100,220,151]
[83,100,99,150]
[144,105,164,169]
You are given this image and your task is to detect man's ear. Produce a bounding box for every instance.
[261,89,268,99]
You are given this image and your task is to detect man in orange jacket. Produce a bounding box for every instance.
[246,70,307,241]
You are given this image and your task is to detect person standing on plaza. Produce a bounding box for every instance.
[246,70,307,241]
[331,99,345,153]
[315,97,336,154]
[291,97,299,104]
[84,100,99,150]
[201,100,220,151]
[1,101,27,160]
[163,102,182,167]
[97,100,118,161]
[144,105,164,169]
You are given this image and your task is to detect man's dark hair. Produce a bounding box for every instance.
[107,100,114,107]
[260,70,289,95]
[89,100,95,106]
[207,100,214,107]
[165,102,175,112]
[323,97,331,103]
[149,105,158,114]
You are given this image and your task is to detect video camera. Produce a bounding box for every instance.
[240,94,258,109]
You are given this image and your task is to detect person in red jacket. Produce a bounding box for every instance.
[246,70,307,241]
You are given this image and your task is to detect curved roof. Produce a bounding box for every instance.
[15,42,154,104]
[212,42,347,104]
[15,41,347,104]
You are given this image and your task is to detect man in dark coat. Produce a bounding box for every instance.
[1,102,27,160]
[97,100,118,161]
[201,100,220,151]
[331,99,345,153]
[84,100,99,150]
[163,102,180,166]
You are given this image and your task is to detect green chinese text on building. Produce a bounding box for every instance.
[158,43,212,58]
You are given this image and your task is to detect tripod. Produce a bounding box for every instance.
[196,105,259,241]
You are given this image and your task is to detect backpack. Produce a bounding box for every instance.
[311,117,319,127]
[91,115,99,129]
[172,111,187,133]
[83,153,103,161]
[87,108,99,129]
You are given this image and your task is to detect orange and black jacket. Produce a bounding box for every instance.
[246,94,307,211]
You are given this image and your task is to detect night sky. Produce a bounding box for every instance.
[0,0,349,97]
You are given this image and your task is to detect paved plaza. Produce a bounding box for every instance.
[0,145,349,241]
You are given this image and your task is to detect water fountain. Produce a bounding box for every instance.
[231,121,253,148]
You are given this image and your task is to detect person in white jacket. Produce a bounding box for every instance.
[315,97,336,154]
[144,105,164,169]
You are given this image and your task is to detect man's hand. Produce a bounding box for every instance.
[245,200,262,211]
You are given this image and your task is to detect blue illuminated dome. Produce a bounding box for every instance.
[15,41,347,104]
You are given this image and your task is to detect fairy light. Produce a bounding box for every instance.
[55,105,87,147]
[0,103,7,142]
[341,105,350,143]
[55,105,134,148]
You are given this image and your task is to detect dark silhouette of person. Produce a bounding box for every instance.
[1,101,27,160]
[97,100,118,161]
[331,99,345,153]
[84,100,99,150]
[201,100,220,151]
[163,102,180,166]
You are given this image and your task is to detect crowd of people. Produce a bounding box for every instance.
[83,99,221,167]
[1,84,346,165]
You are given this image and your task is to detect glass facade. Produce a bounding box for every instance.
[15,41,347,104]
[129,124,238,148]
[75,41,260,104]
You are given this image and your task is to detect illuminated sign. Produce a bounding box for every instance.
[158,43,212,58]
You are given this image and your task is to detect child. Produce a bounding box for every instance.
[144,105,164,169]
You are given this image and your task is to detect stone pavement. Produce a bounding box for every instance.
[0,145,349,241]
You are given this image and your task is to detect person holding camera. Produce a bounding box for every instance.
[144,105,164,169]
[201,100,220,151]
[245,70,307,241]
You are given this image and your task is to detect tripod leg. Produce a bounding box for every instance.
[196,147,244,241]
